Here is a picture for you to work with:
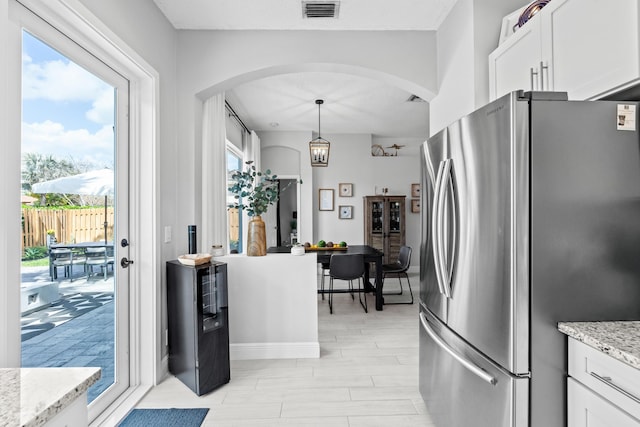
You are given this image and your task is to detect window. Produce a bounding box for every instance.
[226,143,243,253]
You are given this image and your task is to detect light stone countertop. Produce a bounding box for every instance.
[558,321,640,369]
[0,367,101,427]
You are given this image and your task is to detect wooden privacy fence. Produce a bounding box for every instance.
[228,208,239,243]
[22,207,114,250]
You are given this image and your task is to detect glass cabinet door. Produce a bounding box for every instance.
[372,201,384,233]
[389,201,401,232]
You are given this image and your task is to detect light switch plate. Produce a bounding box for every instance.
[164,226,172,243]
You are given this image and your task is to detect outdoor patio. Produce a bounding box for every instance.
[20,265,115,402]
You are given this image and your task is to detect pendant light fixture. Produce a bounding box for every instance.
[309,99,330,167]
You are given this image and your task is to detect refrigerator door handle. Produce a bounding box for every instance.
[432,160,446,295]
[420,312,497,385]
[439,159,456,298]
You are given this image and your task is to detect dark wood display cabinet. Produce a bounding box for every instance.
[363,195,406,264]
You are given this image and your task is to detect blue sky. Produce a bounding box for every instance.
[21,31,115,168]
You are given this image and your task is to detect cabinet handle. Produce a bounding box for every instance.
[590,371,640,404]
[540,61,549,90]
[530,67,539,91]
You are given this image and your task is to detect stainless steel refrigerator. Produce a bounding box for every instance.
[419,91,640,426]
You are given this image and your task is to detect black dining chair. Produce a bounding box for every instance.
[328,253,367,314]
[381,245,413,304]
[319,261,330,300]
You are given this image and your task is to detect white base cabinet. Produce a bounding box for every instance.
[569,379,639,427]
[567,339,640,427]
[489,0,640,101]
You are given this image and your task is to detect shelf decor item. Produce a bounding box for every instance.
[515,0,551,29]
[339,183,353,197]
[228,161,299,256]
[177,253,212,266]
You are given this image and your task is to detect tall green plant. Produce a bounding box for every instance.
[228,161,300,217]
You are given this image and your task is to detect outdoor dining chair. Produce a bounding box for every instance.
[50,248,73,280]
[85,247,109,280]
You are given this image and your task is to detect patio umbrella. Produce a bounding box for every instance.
[32,169,114,243]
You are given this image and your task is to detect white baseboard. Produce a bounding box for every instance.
[230,342,320,360]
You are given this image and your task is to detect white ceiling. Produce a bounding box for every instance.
[153,0,458,138]
[153,0,456,31]
[226,73,430,137]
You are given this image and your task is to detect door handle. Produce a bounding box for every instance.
[420,312,497,385]
[590,372,640,404]
[435,159,455,298]
[120,257,134,268]
[530,67,539,90]
[432,161,446,296]
[441,160,457,299]
[540,61,548,90]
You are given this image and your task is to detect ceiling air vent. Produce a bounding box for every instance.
[302,1,340,18]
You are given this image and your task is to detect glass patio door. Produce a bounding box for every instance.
[15,4,130,420]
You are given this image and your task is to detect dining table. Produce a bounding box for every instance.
[268,244,386,311]
[49,241,115,280]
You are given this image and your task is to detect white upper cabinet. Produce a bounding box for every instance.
[489,16,544,99]
[489,0,640,101]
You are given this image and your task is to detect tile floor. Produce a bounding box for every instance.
[21,266,116,402]
[135,273,434,426]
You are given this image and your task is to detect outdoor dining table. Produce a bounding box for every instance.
[49,241,115,280]
[268,244,386,311]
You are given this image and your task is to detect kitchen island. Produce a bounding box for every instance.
[0,367,101,427]
[213,252,319,360]
[268,245,385,310]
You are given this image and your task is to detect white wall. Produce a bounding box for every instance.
[0,0,22,367]
[77,0,179,372]
[430,0,476,134]
[429,0,525,133]
[176,30,438,248]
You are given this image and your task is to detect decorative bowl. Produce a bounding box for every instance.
[178,253,212,265]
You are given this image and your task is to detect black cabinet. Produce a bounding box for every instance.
[166,260,230,395]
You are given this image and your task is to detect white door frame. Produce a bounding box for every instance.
[2,0,159,424]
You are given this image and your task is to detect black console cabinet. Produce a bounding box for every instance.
[166,260,230,395]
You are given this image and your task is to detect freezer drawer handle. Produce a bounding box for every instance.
[420,312,497,385]
[590,372,640,404]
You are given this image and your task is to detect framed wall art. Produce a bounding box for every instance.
[339,205,353,219]
[411,199,421,213]
[339,183,353,197]
[319,189,334,211]
[411,183,421,198]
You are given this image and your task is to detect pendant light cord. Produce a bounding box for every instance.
[316,99,324,139]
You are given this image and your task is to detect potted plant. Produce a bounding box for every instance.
[228,161,300,256]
